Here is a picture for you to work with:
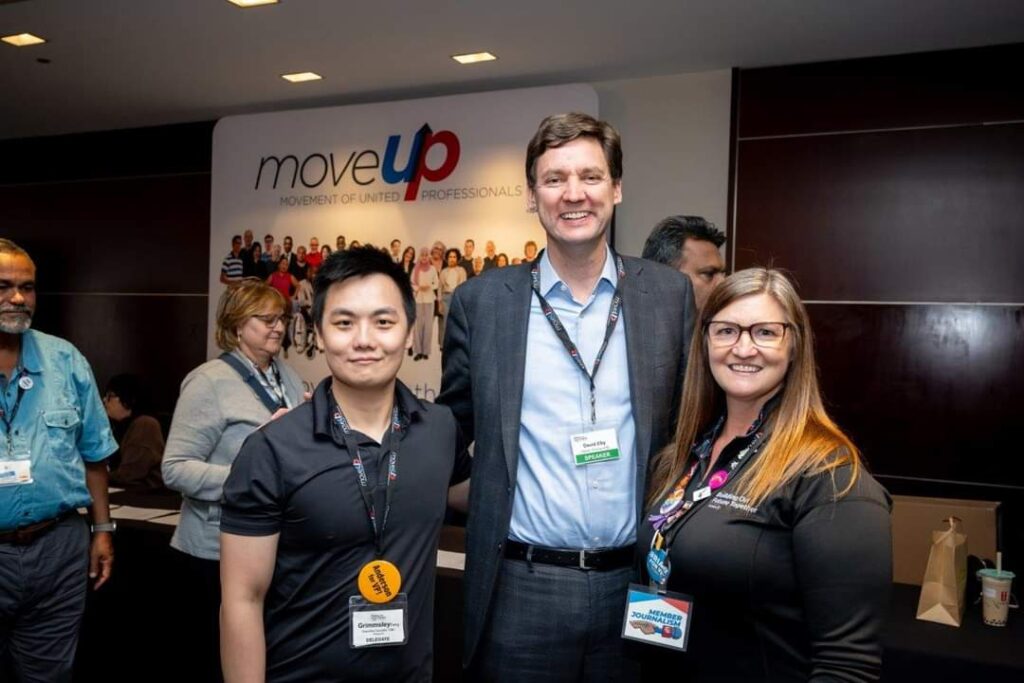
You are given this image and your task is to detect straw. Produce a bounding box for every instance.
[997,551,1002,573]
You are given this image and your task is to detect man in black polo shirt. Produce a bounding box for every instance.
[220,246,471,682]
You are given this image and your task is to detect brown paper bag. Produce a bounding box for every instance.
[916,516,968,626]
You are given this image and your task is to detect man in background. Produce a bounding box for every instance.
[0,239,117,682]
[641,214,726,311]
[459,239,477,279]
[220,235,244,285]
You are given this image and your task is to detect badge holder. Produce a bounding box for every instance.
[349,593,409,649]
[0,449,33,487]
[621,583,693,651]
[350,558,408,649]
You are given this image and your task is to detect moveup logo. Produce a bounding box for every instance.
[254,123,461,201]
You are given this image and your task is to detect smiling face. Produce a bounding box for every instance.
[528,137,621,254]
[707,293,792,412]
[316,274,412,393]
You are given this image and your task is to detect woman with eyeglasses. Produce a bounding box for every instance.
[637,268,891,682]
[162,278,304,680]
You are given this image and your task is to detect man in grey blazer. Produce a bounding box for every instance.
[438,112,695,681]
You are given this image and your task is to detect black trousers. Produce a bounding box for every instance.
[0,515,89,683]
[173,549,224,683]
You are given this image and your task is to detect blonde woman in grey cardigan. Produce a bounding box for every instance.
[162,278,304,680]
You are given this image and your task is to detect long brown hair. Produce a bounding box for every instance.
[647,268,860,509]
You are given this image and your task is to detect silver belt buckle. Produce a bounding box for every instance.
[578,549,588,569]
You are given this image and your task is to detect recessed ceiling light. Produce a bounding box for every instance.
[2,33,47,47]
[452,51,497,65]
[281,71,322,83]
[227,0,279,7]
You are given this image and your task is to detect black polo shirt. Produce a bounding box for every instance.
[222,379,471,683]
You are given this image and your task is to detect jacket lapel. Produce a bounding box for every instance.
[497,267,532,484]
[622,258,655,498]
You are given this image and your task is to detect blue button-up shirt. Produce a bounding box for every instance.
[510,245,637,549]
[0,329,116,529]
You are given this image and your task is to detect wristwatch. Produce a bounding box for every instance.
[91,521,117,533]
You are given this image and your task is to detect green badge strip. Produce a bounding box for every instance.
[575,448,620,466]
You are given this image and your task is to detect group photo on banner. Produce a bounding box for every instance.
[209,84,598,396]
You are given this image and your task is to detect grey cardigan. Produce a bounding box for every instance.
[162,353,305,560]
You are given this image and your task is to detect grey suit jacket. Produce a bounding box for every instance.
[437,253,695,666]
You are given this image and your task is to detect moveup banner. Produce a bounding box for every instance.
[210,84,598,397]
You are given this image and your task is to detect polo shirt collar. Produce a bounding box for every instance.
[312,377,425,441]
[537,242,617,298]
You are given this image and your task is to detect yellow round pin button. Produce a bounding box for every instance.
[357,560,402,603]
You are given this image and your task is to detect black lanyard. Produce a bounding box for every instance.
[530,250,626,424]
[331,399,403,557]
[650,428,770,542]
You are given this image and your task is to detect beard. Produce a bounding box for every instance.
[0,307,32,334]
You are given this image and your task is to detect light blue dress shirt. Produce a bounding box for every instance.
[509,245,637,549]
[0,329,116,529]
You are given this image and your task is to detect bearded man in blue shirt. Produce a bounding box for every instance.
[0,238,117,683]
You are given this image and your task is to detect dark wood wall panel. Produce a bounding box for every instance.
[735,123,1024,302]
[0,121,214,415]
[1,173,210,293]
[0,121,215,184]
[739,43,1024,138]
[735,44,1024,565]
[32,294,208,417]
[809,303,1024,486]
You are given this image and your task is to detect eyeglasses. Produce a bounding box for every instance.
[253,313,287,327]
[705,321,790,348]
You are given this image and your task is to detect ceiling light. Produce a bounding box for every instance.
[452,51,497,65]
[2,33,46,47]
[227,0,279,7]
[281,71,322,83]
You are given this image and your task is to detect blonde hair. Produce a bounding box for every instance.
[647,267,861,509]
[214,278,288,352]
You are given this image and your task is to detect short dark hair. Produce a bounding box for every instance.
[444,247,461,264]
[641,215,725,269]
[313,246,416,330]
[231,234,242,244]
[264,234,274,241]
[105,373,151,414]
[525,112,623,188]
[464,238,475,247]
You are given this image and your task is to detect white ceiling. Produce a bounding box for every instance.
[2,0,1022,140]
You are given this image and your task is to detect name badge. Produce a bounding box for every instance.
[570,428,620,466]
[0,460,32,486]
[621,583,693,651]
[349,594,408,648]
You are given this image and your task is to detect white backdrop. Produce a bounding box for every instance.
[209,84,598,396]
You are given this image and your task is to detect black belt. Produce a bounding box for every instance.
[0,512,71,545]
[505,540,635,571]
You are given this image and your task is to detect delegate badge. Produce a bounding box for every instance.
[349,594,408,648]
[621,583,693,651]
[0,459,32,486]
[570,428,621,466]
[357,559,403,604]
